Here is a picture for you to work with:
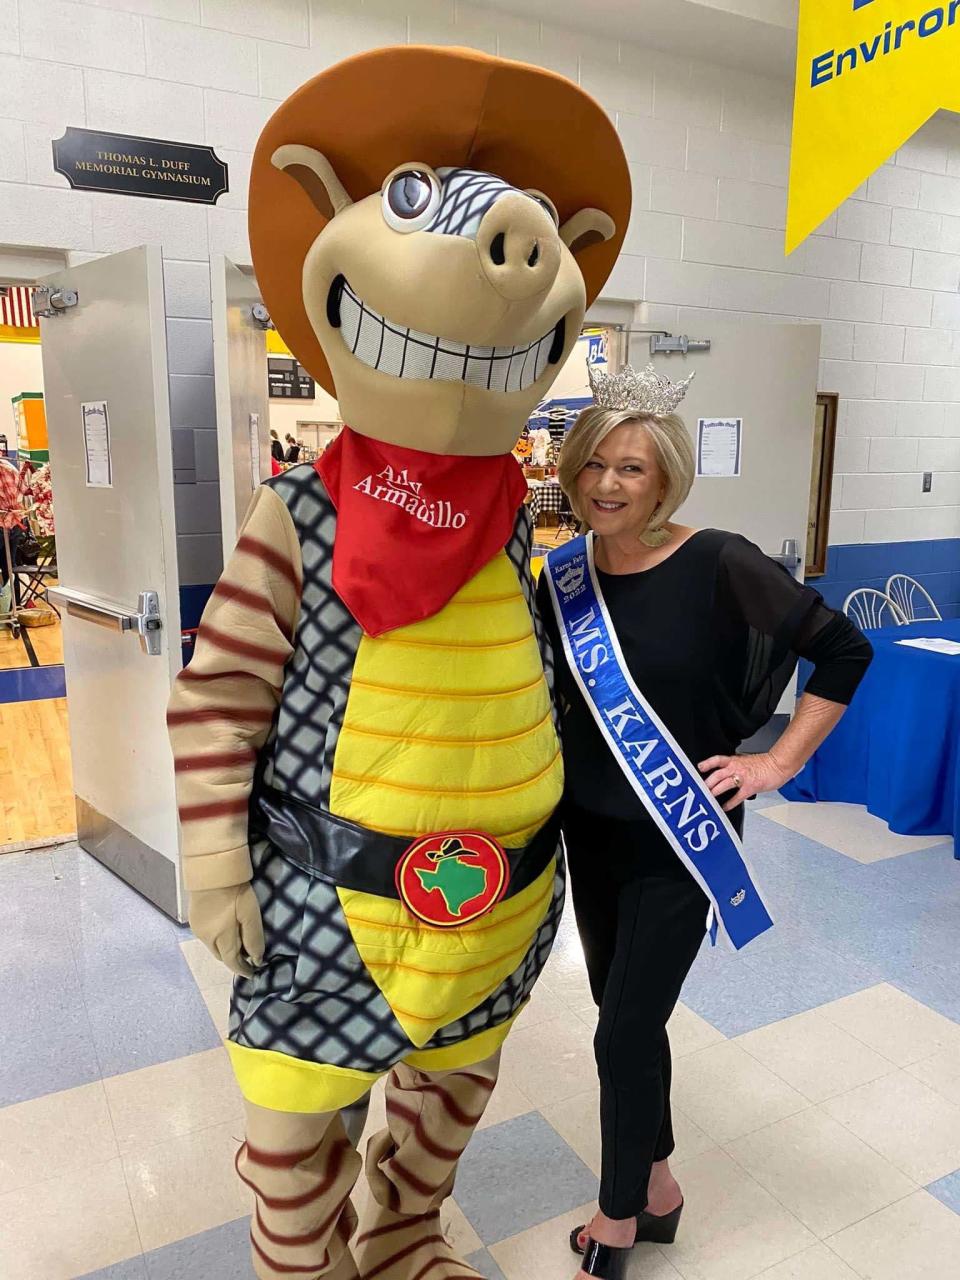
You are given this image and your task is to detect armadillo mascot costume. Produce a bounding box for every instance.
[167,45,629,1280]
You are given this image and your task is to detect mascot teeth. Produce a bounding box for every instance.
[336,277,562,392]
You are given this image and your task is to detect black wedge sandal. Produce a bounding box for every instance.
[569,1200,684,1256]
[578,1236,632,1279]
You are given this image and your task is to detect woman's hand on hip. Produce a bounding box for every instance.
[698,752,791,812]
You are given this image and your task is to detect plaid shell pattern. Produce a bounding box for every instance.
[230,464,563,1073]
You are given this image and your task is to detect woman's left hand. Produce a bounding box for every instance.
[698,752,792,812]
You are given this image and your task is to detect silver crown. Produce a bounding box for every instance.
[587,362,696,416]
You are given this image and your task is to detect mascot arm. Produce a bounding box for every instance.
[167,484,302,973]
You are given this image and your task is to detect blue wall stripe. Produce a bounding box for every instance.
[0,665,66,703]
[812,537,960,619]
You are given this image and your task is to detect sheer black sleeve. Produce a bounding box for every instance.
[714,535,824,739]
[715,535,872,738]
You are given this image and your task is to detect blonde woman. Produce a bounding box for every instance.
[536,366,872,1280]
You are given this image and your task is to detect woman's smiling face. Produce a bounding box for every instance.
[575,420,665,536]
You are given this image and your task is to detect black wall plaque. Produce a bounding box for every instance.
[52,127,228,205]
[268,357,316,400]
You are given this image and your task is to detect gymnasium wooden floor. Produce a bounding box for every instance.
[0,618,64,668]
[532,524,573,548]
[0,617,76,849]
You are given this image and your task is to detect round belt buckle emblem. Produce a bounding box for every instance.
[396,831,510,928]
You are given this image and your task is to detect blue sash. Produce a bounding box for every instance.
[545,532,773,951]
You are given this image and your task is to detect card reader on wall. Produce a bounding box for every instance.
[649,335,711,356]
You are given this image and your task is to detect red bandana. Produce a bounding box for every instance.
[316,428,528,637]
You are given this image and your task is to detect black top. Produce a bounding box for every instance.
[536,529,873,820]
[271,439,284,462]
[285,443,301,463]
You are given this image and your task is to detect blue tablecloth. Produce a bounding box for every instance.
[781,619,960,853]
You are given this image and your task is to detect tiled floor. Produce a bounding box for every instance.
[2,799,960,1279]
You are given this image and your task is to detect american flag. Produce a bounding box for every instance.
[0,285,38,329]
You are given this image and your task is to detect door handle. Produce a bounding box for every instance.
[45,586,163,656]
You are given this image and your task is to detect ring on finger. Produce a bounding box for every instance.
[732,773,743,788]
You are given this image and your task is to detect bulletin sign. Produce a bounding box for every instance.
[52,127,228,205]
[268,356,316,400]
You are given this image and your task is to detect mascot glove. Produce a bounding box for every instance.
[189,883,265,978]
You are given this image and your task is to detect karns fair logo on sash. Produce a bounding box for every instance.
[354,465,468,530]
[556,558,587,600]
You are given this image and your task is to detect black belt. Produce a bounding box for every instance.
[250,783,560,903]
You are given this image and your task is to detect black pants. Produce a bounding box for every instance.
[564,803,743,1220]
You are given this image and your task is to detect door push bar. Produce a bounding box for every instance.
[46,586,163,656]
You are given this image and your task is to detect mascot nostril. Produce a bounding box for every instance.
[170,43,630,1280]
[487,229,541,272]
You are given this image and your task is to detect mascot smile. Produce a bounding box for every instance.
[168,44,629,1280]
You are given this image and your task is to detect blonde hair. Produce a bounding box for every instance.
[557,406,695,534]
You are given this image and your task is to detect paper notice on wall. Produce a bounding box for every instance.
[81,400,112,487]
[697,417,742,478]
[249,412,261,491]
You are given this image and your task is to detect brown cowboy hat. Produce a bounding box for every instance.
[248,44,631,395]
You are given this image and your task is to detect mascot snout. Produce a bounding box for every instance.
[476,192,562,301]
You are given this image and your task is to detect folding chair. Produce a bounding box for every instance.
[842,588,905,629]
[885,574,942,622]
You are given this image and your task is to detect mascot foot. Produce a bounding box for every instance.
[252,1235,360,1280]
[251,1219,361,1280]
[353,1205,481,1280]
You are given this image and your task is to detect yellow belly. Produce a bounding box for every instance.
[329,551,563,1044]
[329,551,562,846]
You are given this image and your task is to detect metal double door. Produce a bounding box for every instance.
[38,246,184,916]
[38,249,270,918]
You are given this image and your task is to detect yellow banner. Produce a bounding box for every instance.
[787,0,960,253]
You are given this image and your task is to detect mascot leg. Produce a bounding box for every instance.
[354,1052,499,1280]
[240,1100,364,1279]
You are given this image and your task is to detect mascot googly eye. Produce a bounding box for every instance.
[380,164,442,232]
